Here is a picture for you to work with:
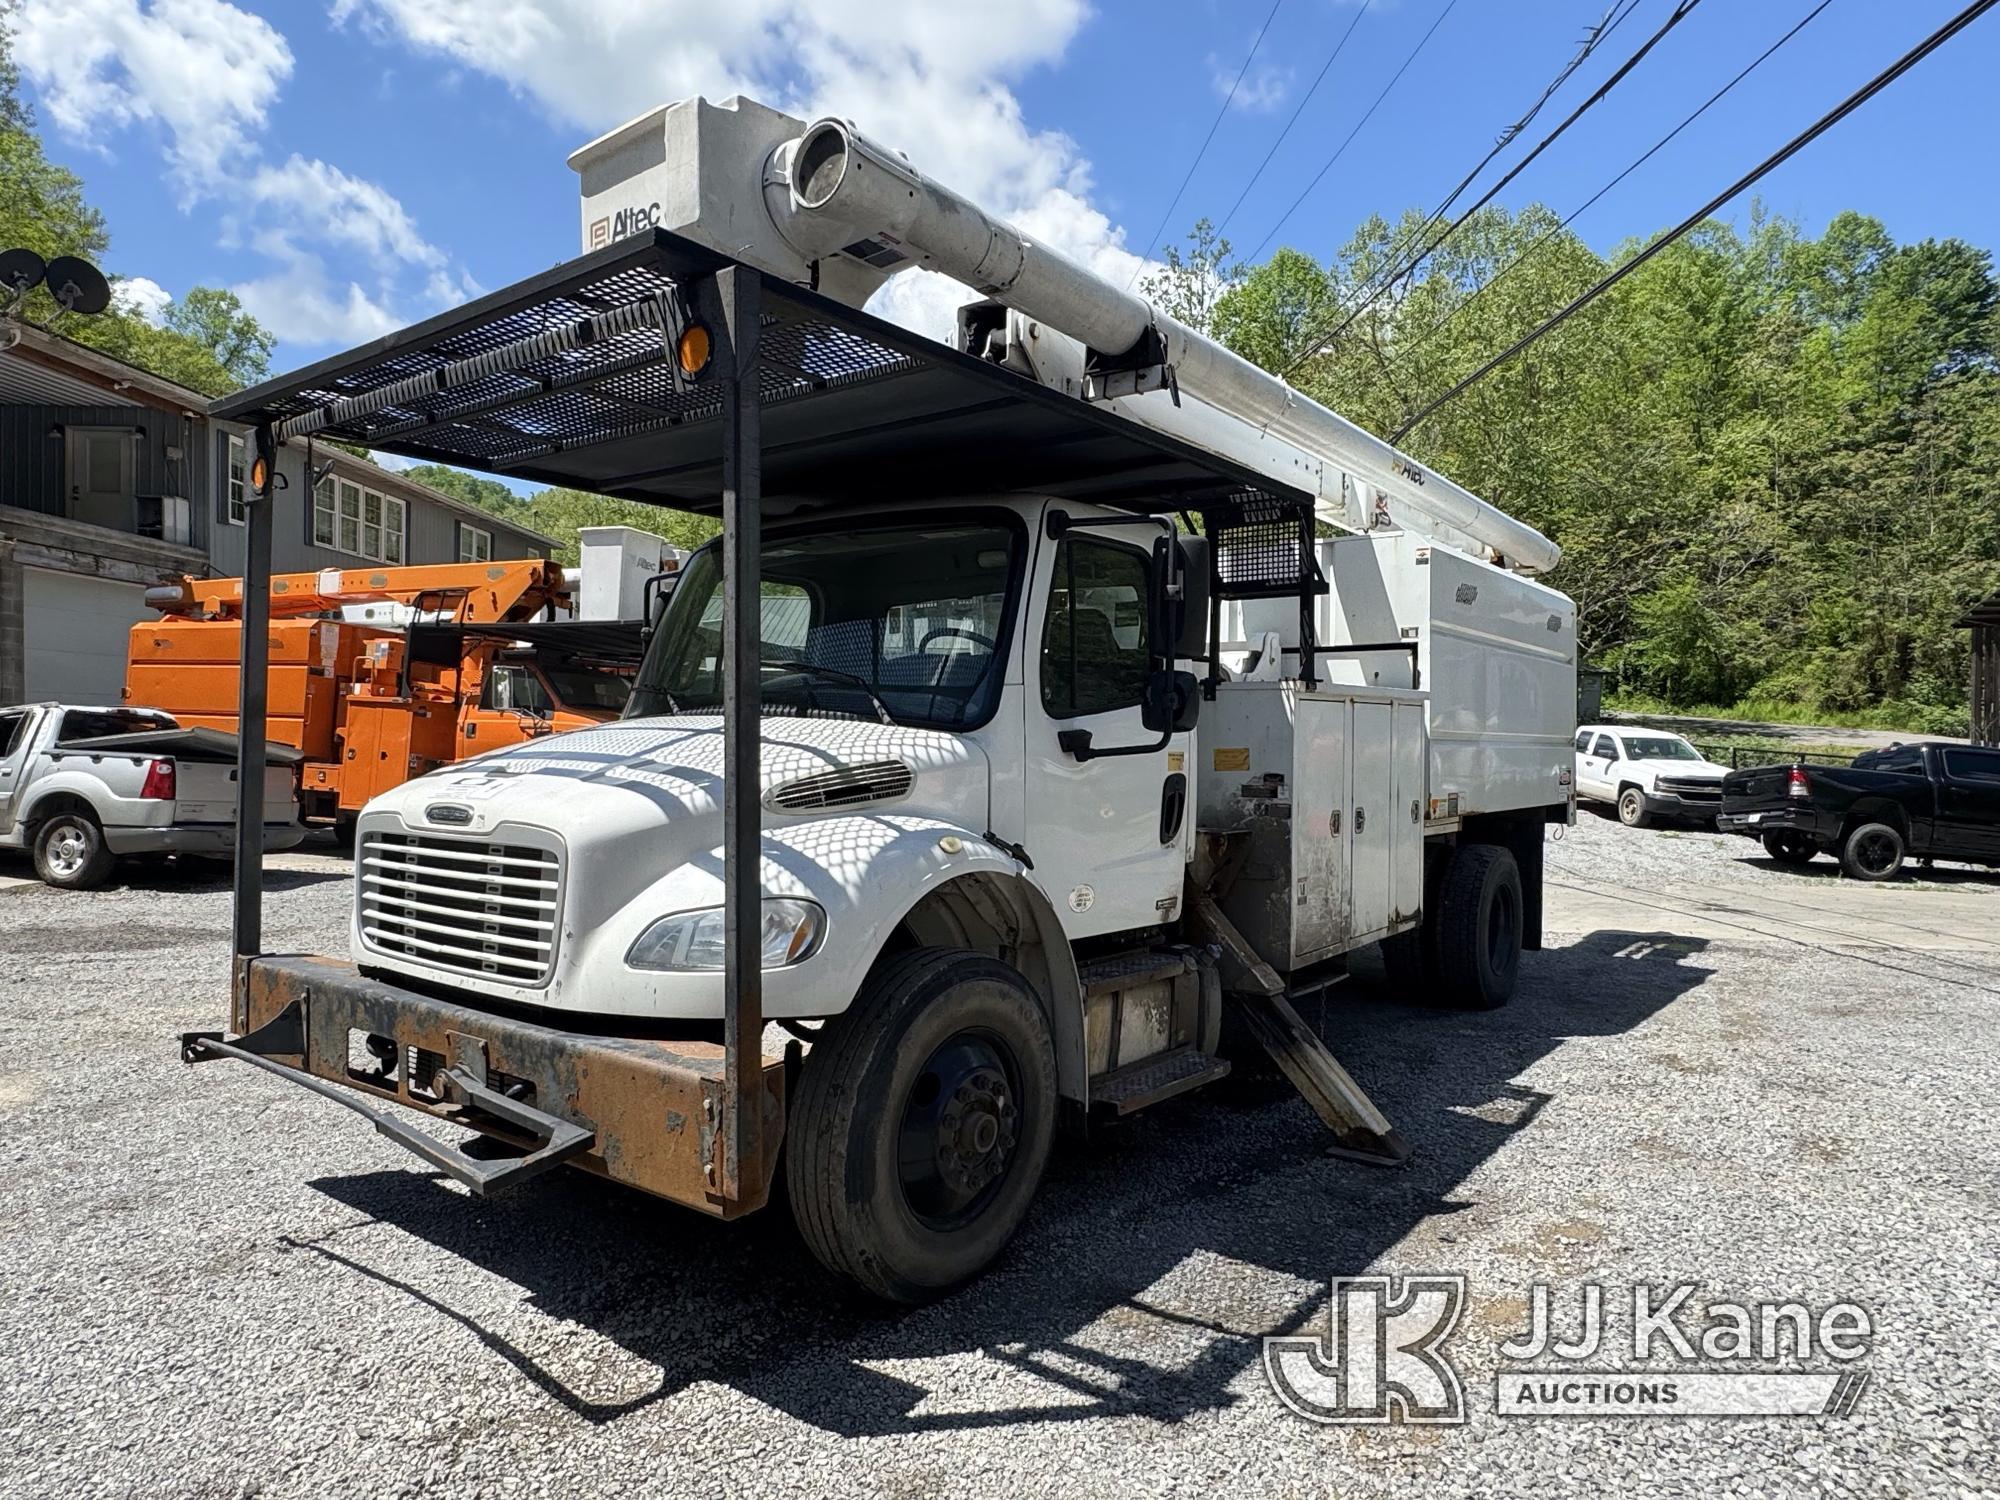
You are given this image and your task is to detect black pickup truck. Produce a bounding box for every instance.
[1717,742,2000,880]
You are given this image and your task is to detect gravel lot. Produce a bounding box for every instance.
[3,818,1998,1499]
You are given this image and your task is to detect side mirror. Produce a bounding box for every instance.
[640,571,677,638]
[1174,534,1210,661]
[1141,668,1201,734]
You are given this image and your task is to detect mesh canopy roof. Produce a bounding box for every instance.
[212,230,1306,517]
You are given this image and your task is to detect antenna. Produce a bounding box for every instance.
[45,256,112,315]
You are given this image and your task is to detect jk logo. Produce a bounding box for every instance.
[1264,1275,1468,1424]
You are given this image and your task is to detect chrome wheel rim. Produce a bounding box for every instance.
[47,826,87,878]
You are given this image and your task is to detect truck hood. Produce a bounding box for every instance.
[1626,756,1728,781]
[370,712,989,843]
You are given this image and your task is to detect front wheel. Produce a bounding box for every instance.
[33,811,114,890]
[1616,787,1652,828]
[1761,830,1818,865]
[1840,821,1905,882]
[787,948,1058,1303]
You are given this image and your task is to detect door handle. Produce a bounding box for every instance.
[1354,806,1366,835]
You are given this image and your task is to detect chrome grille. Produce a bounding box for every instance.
[1656,777,1723,800]
[767,760,914,811]
[358,830,561,985]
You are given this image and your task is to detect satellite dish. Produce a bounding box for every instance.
[45,256,112,315]
[0,248,46,296]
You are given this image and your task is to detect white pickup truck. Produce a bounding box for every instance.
[0,703,304,888]
[1573,723,1731,827]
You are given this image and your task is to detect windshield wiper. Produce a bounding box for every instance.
[761,658,894,725]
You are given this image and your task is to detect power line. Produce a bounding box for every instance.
[1387,0,1835,379]
[1243,0,1463,265]
[1260,0,1642,342]
[1387,0,2000,443]
[1127,0,1288,287]
[1281,0,1703,377]
[1211,1,1374,241]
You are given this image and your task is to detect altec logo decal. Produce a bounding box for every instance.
[588,201,663,250]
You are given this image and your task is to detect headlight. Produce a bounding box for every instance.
[626,898,826,971]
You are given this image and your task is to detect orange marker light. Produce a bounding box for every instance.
[677,323,712,377]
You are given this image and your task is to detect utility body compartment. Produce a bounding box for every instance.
[1225,531,1575,824]
[1196,683,1428,972]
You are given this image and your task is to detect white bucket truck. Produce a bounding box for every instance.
[186,96,1574,1303]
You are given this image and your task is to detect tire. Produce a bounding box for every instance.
[329,815,358,852]
[1761,830,1818,866]
[33,811,115,890]
[1616,786,1652,828]
[787,947,1058,1304]
[1839,821,1905,882]
[1433,844,1523,1011]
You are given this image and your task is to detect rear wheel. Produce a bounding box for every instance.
[1761,830,1818,865]
[787,948,1057,1303]
[1434,844,1522,1011]
[1840,821,1905,882]
[1616,787,1652,828]
[33,811,114,890]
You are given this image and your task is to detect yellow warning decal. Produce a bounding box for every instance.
[1213,747,1251,772]
[1167,751,1185,773]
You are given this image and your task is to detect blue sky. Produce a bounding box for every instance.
[12,0,1998,380]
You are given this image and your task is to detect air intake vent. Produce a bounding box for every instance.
[768,760,914,812]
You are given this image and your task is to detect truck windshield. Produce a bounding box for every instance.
[628,520,1019,731]
[1624,736,1702,761]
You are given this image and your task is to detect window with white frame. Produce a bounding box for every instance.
[336,480,363,554]
[382,496,406,564]
[313,474,337,547]
[225,436,247,525]
[458,523,493,563]
[308,467,417,563]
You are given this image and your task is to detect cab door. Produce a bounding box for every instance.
[1021,512,1190,937]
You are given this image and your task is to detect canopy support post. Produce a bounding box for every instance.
[230,424,274,1024]
[712,266,765,1202]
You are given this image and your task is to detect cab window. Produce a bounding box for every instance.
[1574,729,1593,752]
[1593,734,1620,760]
[1041,537,1151,718]
[482,664,553,715]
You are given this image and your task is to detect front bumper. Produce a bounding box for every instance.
[183,954,784,1217]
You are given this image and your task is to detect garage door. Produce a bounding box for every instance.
[22,568,148,705]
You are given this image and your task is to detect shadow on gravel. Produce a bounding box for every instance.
[302,928,1714,1436]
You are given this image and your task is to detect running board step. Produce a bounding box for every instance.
[1090,1047,1230,1117]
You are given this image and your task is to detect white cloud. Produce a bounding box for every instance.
[1213,59,1290,113]
[12,0,292,185]
[112,274,172,323]
[245,156,447,270]
[13,0,472,347]
[232,256,401,345]
[328,0,1162,341]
